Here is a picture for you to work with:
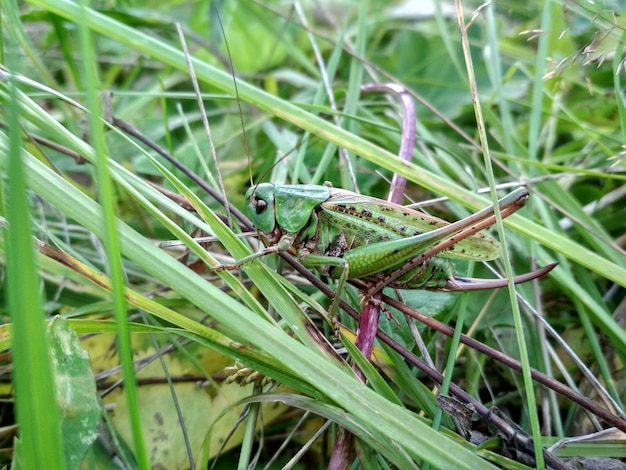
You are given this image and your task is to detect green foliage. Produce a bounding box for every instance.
[0,0,625,468]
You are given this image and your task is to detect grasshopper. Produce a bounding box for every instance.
[217,182,556,315]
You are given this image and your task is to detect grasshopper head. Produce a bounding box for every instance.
[245,183,276,233]
[246,183,332,234]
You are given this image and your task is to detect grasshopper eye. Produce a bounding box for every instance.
[255,198,267,215]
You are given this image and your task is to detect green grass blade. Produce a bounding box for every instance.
[75,2,148,465]
[4,51,65,469]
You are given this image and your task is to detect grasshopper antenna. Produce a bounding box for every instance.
[176,23,232,227]
[247,150,304,195]
[212,4,253,189]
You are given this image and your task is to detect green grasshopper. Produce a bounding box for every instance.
[217,182,556,314]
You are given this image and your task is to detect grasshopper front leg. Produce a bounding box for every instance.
[213,233,297,272]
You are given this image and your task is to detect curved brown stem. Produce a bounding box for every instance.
[443,262,558,291]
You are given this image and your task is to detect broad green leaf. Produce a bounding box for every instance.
[48,317,101,469]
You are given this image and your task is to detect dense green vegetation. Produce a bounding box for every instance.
[1,0,625,468]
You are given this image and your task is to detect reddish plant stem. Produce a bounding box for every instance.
[330,84,416,470]
[352,83,416,376]
[360,83,416,206]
